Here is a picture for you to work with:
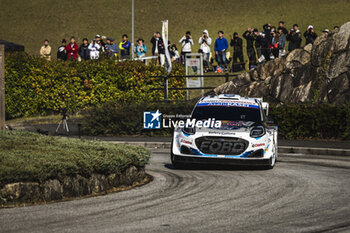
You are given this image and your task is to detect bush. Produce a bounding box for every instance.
[0,131,151,187]
[82,101,350,140]
[5,53,185,119]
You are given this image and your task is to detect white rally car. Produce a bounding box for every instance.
[171,94,278,169]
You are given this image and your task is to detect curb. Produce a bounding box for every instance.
[110,141,350,156]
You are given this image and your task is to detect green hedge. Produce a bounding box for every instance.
[82,102,350,140]
[5,53,185,119]
[0,131,151,187]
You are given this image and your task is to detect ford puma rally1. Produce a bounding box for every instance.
[171,94,278,169]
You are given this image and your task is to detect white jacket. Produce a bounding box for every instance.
[179,36,193,53]
[198,30,212,54]
[88,43,101,59]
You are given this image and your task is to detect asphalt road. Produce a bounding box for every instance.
[1,150,350,233]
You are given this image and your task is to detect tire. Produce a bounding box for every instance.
[265,145,277,169]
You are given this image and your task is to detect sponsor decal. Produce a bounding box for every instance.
[197,100,259,109]
[252,143,266,148]
[181,139,193,145]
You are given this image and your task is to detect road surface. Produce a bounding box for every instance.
[1,149,350,233]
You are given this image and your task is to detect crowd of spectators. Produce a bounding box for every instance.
[39,21,339,72]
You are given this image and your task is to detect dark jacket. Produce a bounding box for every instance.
[303,31,318,45]
[230,37,243,54]
[243,31,255,49]
[261,29,272,49]
[79,44,90,60]
[287,31,302,51]
[57,46,67,61]
[255,34,262,49]
[150,37,165,55]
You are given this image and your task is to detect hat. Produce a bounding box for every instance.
[323,29,330,33]
[253,28,258,32]
[107,37,115,42]
[95,34,101,38]
[308,25,313,29]
[61,38,66,43]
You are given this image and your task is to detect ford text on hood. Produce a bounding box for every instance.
[171,94,278,169]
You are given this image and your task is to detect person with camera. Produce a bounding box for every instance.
[150,32,165,66]
[179,31,194,64]
[105,38,119,58]
[243,28,257,70]
[231,32,245,71]
[287,24,302,52]
[88,39,101,59]
[214,31,229,70]
[304,25,318,45]
[57,39,67,61]
[198,30,212,72]
[66,36,79,61]
[135,38,147,62]
[78,38,90,61]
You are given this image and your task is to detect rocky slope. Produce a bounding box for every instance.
[214,22,350,104]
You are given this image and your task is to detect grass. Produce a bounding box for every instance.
[0,131,151,187]
[1,0,350,55]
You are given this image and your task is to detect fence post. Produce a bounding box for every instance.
[0,45,5,130]
[225,72,229,83]
[164,75,168,101]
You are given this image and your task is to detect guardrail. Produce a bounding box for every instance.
[150,73,239,101]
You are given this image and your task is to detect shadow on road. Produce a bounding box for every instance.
[164,163,271,171]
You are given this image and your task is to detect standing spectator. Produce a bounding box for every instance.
[230,32,245,71]
[66,36,79,61]
[40,39,51,61]
[170,44,180,63]
[105,38,119,58]
[96,35,106,52]
[88,39,101,59]
[334,26,340,32]
[135,38,147,61]
[261,24,272,62]
[287,24,302,52]
[304,25,318,45]
[254,29,263,60]
[277,21,289,35]
[57,39,67,61]
[150,32,165,66]
[278,28,286,57]
[243,28,257,70]
[79,38,90,61]
[179,31,194,64]
[271,31,280,59]
[214,31,228,70]
[119,34,131,59]
[198,30,212,72]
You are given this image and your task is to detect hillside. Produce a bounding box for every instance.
[214,22,350,104]
[1,0,350,55]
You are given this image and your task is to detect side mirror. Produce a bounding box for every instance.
[262,102,269,116]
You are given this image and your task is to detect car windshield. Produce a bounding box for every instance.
[192,106,262,122]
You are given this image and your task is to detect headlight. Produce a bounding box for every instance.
[250,126,266,138]
[182,126,196,135]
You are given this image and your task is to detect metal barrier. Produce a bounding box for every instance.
[150,73,238,101]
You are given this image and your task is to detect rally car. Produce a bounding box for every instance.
[171,94,278,169]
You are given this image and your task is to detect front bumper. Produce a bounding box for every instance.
[172,153,271,166]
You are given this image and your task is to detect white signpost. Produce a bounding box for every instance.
[185,53,204,100]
